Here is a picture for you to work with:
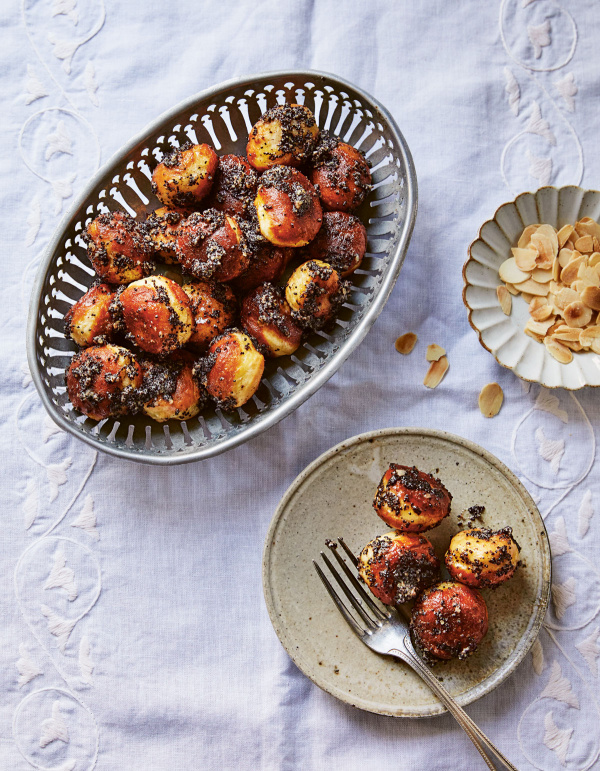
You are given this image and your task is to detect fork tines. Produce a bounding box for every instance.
[313,538,391,636]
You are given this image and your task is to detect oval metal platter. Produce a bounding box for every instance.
[27,70,418,464]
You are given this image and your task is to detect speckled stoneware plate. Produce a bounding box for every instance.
[464,185,600,390]
[262,428,550,718]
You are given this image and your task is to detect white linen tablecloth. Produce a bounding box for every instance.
[2,1,600,769]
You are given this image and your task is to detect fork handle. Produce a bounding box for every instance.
[388,637,519,771]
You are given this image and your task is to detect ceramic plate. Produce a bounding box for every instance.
[463,185,600,390]
[262,428,550,717]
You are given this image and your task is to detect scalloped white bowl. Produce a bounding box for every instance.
[463,186,600,390]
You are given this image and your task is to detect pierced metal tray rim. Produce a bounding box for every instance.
[27,69,418,465]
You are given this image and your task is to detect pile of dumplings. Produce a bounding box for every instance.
[358,464,521,662]
[64,103,372,423]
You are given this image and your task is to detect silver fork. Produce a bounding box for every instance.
[314,538,519,771]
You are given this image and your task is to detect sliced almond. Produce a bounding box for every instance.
[530,304,553,322]
[557,224,575,248]
[478,383,504,418]
[552,256,561,281]
[558,248,574,268]
[555,287,580,309]
[580,285,600,311]
[553,324,577,333]
[549,280,563,295]
[514,221,600,360]
[395,332,418,355]
[529,296,546,312]
[513,278,550,296]
[581,278,599,293]
[423,356,449,389]
[579,267,600,288]
[579,326,600,346]
[535,223,559,245]
[576,217,600,241]
[584,260,599,275]
[577,260,589,278]
[531,268,552,283]
[564,301,593,328]
[575,235,594,254]
[524,327,544,342]
[534,250,554,271]
[496,286,512,316]
[531,225,558,267]
[518,224,540,248]
[560,254,585,286]
[551,326,582,342]
[426,343,446,362]
[561,340,583,352]
[525,318,555,337]
[504,282,519,296]
[511,247,538,271]
[544,337,573,364]
[499,258,531,285]
[580,325,600,338]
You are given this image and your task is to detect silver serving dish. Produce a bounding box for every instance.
[27,70,418,464]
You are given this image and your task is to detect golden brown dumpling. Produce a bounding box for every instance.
[247,104,319,171]
[373,465,452,532]
[205,154,258,217]
[182,279,237,351]
[145,207,185,264]
[241,284,303,358]
[196,330,264,410]
[310,131,371,211]
[64,283,115,347]
[66,344,142,420]
[445,528,521,589]
[152,142,218,209]
[255,166,322,248]
[86,211,153,285]
[176,210,250,282]
[285,259,349,330]
[410,582,489,662]
[141,352,204,422]
[304,211,367,277]
[358,531,440,605]
[114,275,192,355]
[231,245,292,295]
